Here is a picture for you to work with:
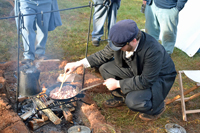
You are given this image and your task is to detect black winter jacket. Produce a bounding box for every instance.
[87,32,177,111]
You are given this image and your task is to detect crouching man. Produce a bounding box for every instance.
[64,19,177,121]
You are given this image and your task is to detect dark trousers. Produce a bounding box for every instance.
[99,60,163,115]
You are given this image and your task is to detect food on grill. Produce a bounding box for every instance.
[50,85,77,99]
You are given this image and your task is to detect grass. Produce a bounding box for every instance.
[1,0,200,132]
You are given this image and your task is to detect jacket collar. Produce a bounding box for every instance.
[135,31,145,53]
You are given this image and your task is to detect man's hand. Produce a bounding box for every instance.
[64,62,81,74]
[103,78,120,91]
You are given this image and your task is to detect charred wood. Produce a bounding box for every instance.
[32,97,61,125]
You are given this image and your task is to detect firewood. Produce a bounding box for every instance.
[61,103,75,112]
[32,118,44,123]
[63,110,73,123]
[20,110,34,120]
[28,120,50,131]
[44,99,54,106]
[70,100,77,107]
[42,114,49,122]
[33,98,61,125]
[18,96,28,102]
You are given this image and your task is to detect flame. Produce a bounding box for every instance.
[42,84,47,93]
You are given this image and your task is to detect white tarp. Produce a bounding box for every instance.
[183,70,200,83]
[175,0,200,57]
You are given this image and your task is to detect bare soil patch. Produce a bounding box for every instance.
[0,61,200,133]
[0,60,116,133]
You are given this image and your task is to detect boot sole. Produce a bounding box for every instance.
[139,106,166,121]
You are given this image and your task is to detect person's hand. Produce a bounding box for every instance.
[64,62,79,74]
[143,0,147,5]
[103,78,120,91]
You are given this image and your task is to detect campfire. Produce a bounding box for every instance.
[0,61,90,131]
[0,61,109,132]
[17,82,108,132]
[18,86,84,130]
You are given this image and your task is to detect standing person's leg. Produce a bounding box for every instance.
[144,1,160,41]
[107,1,119,36]
[20,2,36,61]
[92,0,109,46]
[157,8,179,55]
[35,3,52,58]
[106,2,119,50]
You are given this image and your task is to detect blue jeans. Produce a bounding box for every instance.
[92,0,120,41]
[20,1,51,60]
[145,1,179,54]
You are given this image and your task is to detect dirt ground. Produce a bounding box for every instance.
[1,60,200,133]
[0,61,30,133]
[0,60,117,133]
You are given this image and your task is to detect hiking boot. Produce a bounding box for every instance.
[139,106,166,121]
[92,40,100,47]
[103,98,125,108]
[35,55,48,60]
[20,59,33,65]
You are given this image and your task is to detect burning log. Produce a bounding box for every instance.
[33,118,44,123]
[44,99,54,106]
[63,110,73,123]
[32,98,61,125]
[61,103,75,123]
[42,114,49,121]
[28,119,50,131]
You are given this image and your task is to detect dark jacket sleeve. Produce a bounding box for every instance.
[86,45,114,67]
